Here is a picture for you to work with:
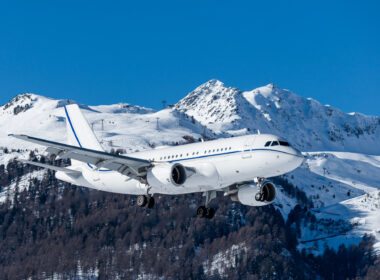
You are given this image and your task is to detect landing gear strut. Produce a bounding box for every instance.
[197,191,216,219]
[254,177,266,202]
[137,195,155,209]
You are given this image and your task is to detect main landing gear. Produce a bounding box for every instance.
[197,205,215,219]
[137,195,155,209]
[197,190,216,219]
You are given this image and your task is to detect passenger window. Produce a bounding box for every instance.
[271,141,279,146]
[279,141,290,146]
[264,141,271,147]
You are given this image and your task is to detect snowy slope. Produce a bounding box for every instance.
[175,80,380,155]
[282,152,380,254]
[0,93,210,153]
[0,80,379,254]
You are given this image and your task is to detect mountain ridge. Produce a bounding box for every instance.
[175,80,380,155]
[1,80,379,256]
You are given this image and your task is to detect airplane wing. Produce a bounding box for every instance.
[18,159,82,177]
[11,134,152,179]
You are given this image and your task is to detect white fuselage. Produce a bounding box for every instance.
[56,134,304,195]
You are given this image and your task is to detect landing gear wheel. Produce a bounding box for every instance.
[260,193,266,202]
[137,195,147,207]
[205,207,215,219]
[147,196,155,209]
[197,206,207,218]
[255,192,263,202]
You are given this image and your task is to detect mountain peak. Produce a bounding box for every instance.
[175,80,380,154]
[194,79,227,93]
[1,93,41,115]
[204,78,224,86]
[2,93,53,107]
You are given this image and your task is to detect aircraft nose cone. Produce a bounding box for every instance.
[292,148,304,167]
[295,148,303,157]
[292,147,305,168]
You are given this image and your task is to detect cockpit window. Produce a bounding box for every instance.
[264,141,271,147]
[271,141,279,146]
[279,141,290,146]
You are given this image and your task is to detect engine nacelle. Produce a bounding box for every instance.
[232,181,276,206]
[147,163,187,187]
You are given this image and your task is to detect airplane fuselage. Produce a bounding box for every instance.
[56,134,304,196]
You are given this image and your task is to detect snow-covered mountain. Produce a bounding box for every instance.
[1,80,379,255]
[175,79,380,155]
[0,93,209,153]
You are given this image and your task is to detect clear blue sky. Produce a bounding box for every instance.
[0,0,379,115]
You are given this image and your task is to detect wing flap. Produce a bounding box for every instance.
[18,159,82,177]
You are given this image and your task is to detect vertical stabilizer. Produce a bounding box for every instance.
[64,104,104,152]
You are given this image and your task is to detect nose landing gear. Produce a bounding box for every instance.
[254,177,266,202]
[255,192,264,202]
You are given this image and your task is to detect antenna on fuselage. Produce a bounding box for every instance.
[257,129,261,135]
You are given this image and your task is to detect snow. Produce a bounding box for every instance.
[175,81,380,155]
[298,190,380,254]
[0,94,208,153]
[0,169,47,204]
[285,151,380,254]
[1,80,380,255]
[203,243,248,276]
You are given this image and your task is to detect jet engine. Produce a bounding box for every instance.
[147,163,187,187]
[231,181,276,206]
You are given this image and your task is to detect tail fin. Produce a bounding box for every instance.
[64,104,104,152]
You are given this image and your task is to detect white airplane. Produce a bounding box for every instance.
[11,104,304,219]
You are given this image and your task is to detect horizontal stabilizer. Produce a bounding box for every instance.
[18,159,82,177]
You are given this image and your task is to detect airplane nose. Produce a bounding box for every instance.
[294,148,303,157]
[293,148,305,166]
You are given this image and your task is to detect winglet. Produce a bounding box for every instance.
[8,134,14,137]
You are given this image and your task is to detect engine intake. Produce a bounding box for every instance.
[171,164,186,185]
[261,181,276,202]
[147,163,187,187]
[231,181,277,206]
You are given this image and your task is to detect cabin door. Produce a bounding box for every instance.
[241,137,255,159]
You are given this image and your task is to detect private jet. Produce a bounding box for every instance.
[10,104,304,219]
